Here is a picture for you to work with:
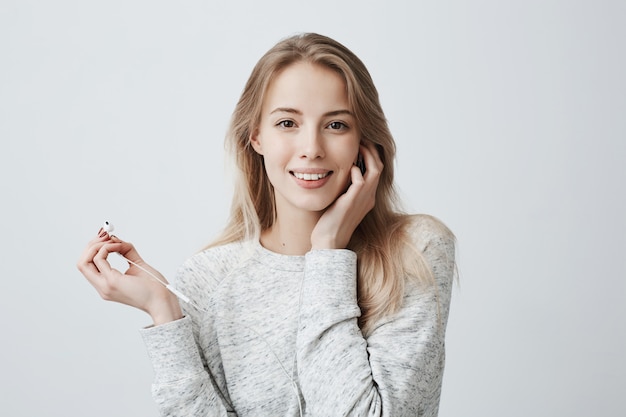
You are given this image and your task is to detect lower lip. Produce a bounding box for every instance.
[291,173,332,189]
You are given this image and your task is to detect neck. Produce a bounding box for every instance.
[260,209,322,256]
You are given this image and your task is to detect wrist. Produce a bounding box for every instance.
[311,237,343,251]
[147,292,183,326]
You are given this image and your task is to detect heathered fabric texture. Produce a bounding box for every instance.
[140,216,455,416]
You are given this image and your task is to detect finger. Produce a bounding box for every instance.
[88,243,134,302]
[78,242,112,292]
[91,240,131,266]
[96,240,145,270]
[348,164,365,187]
[77,233,112,276]
[111,239,143,264]
[92,243,119,276]
[84,228,112,248]
[360,142,383,175]
[77,228,124,296]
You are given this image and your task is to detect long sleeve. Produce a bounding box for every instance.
[296,222,455,416]
[138,244,248,417]
[137,222,454,416]
[140,317,232,417]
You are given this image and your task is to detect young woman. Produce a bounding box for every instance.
[77,33,456,416]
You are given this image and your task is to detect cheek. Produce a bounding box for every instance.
[261,149,291,182]
[266,149,289,166]
[335,150,359,186]
[339,144,360,170]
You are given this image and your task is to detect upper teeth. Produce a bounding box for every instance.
[293,172,329,180]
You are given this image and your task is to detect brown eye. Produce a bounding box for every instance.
[277,120,295,128]
[328,121,347,130]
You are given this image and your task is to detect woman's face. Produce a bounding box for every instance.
[251,62,360,216]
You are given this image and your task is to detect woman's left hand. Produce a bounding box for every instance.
[311,141,383,250]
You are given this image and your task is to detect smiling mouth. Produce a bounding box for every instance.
[291,171,332,181]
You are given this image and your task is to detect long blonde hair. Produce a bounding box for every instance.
[210,33,451,335]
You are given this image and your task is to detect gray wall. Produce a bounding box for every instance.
[1,1,624,416]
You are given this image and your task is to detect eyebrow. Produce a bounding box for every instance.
[269,107,354,117]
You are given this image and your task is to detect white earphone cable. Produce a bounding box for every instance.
[116,253,193,305]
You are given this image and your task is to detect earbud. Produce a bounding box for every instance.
[103,221,115,234]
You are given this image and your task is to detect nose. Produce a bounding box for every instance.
[300,127,325,160]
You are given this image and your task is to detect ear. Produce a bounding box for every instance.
[250,128,263,155]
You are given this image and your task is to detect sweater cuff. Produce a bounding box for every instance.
[139,316,205,384]
[304,249,357,300]
[301,250,359,331]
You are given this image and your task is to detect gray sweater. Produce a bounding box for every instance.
[140,216,455,416]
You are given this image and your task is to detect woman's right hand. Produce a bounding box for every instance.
[76,228,183,325]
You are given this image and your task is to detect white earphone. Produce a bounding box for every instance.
[103,221,115,234]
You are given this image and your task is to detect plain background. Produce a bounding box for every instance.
[1,1,624,416]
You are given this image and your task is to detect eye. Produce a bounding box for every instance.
[328,121,348,130]
[276,120,295,128]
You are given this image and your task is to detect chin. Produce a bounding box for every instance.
[297,193,343,213]
[295,200,332,213]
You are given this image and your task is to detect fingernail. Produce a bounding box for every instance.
[99,230,108,238]
[97,227,103,235]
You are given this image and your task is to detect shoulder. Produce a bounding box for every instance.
[175,240,251,293]
[404,214,456,288]
[406,214,455,255]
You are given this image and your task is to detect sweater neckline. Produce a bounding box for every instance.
[250,239,306,272]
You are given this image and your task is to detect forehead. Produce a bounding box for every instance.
[262,62,349,114]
